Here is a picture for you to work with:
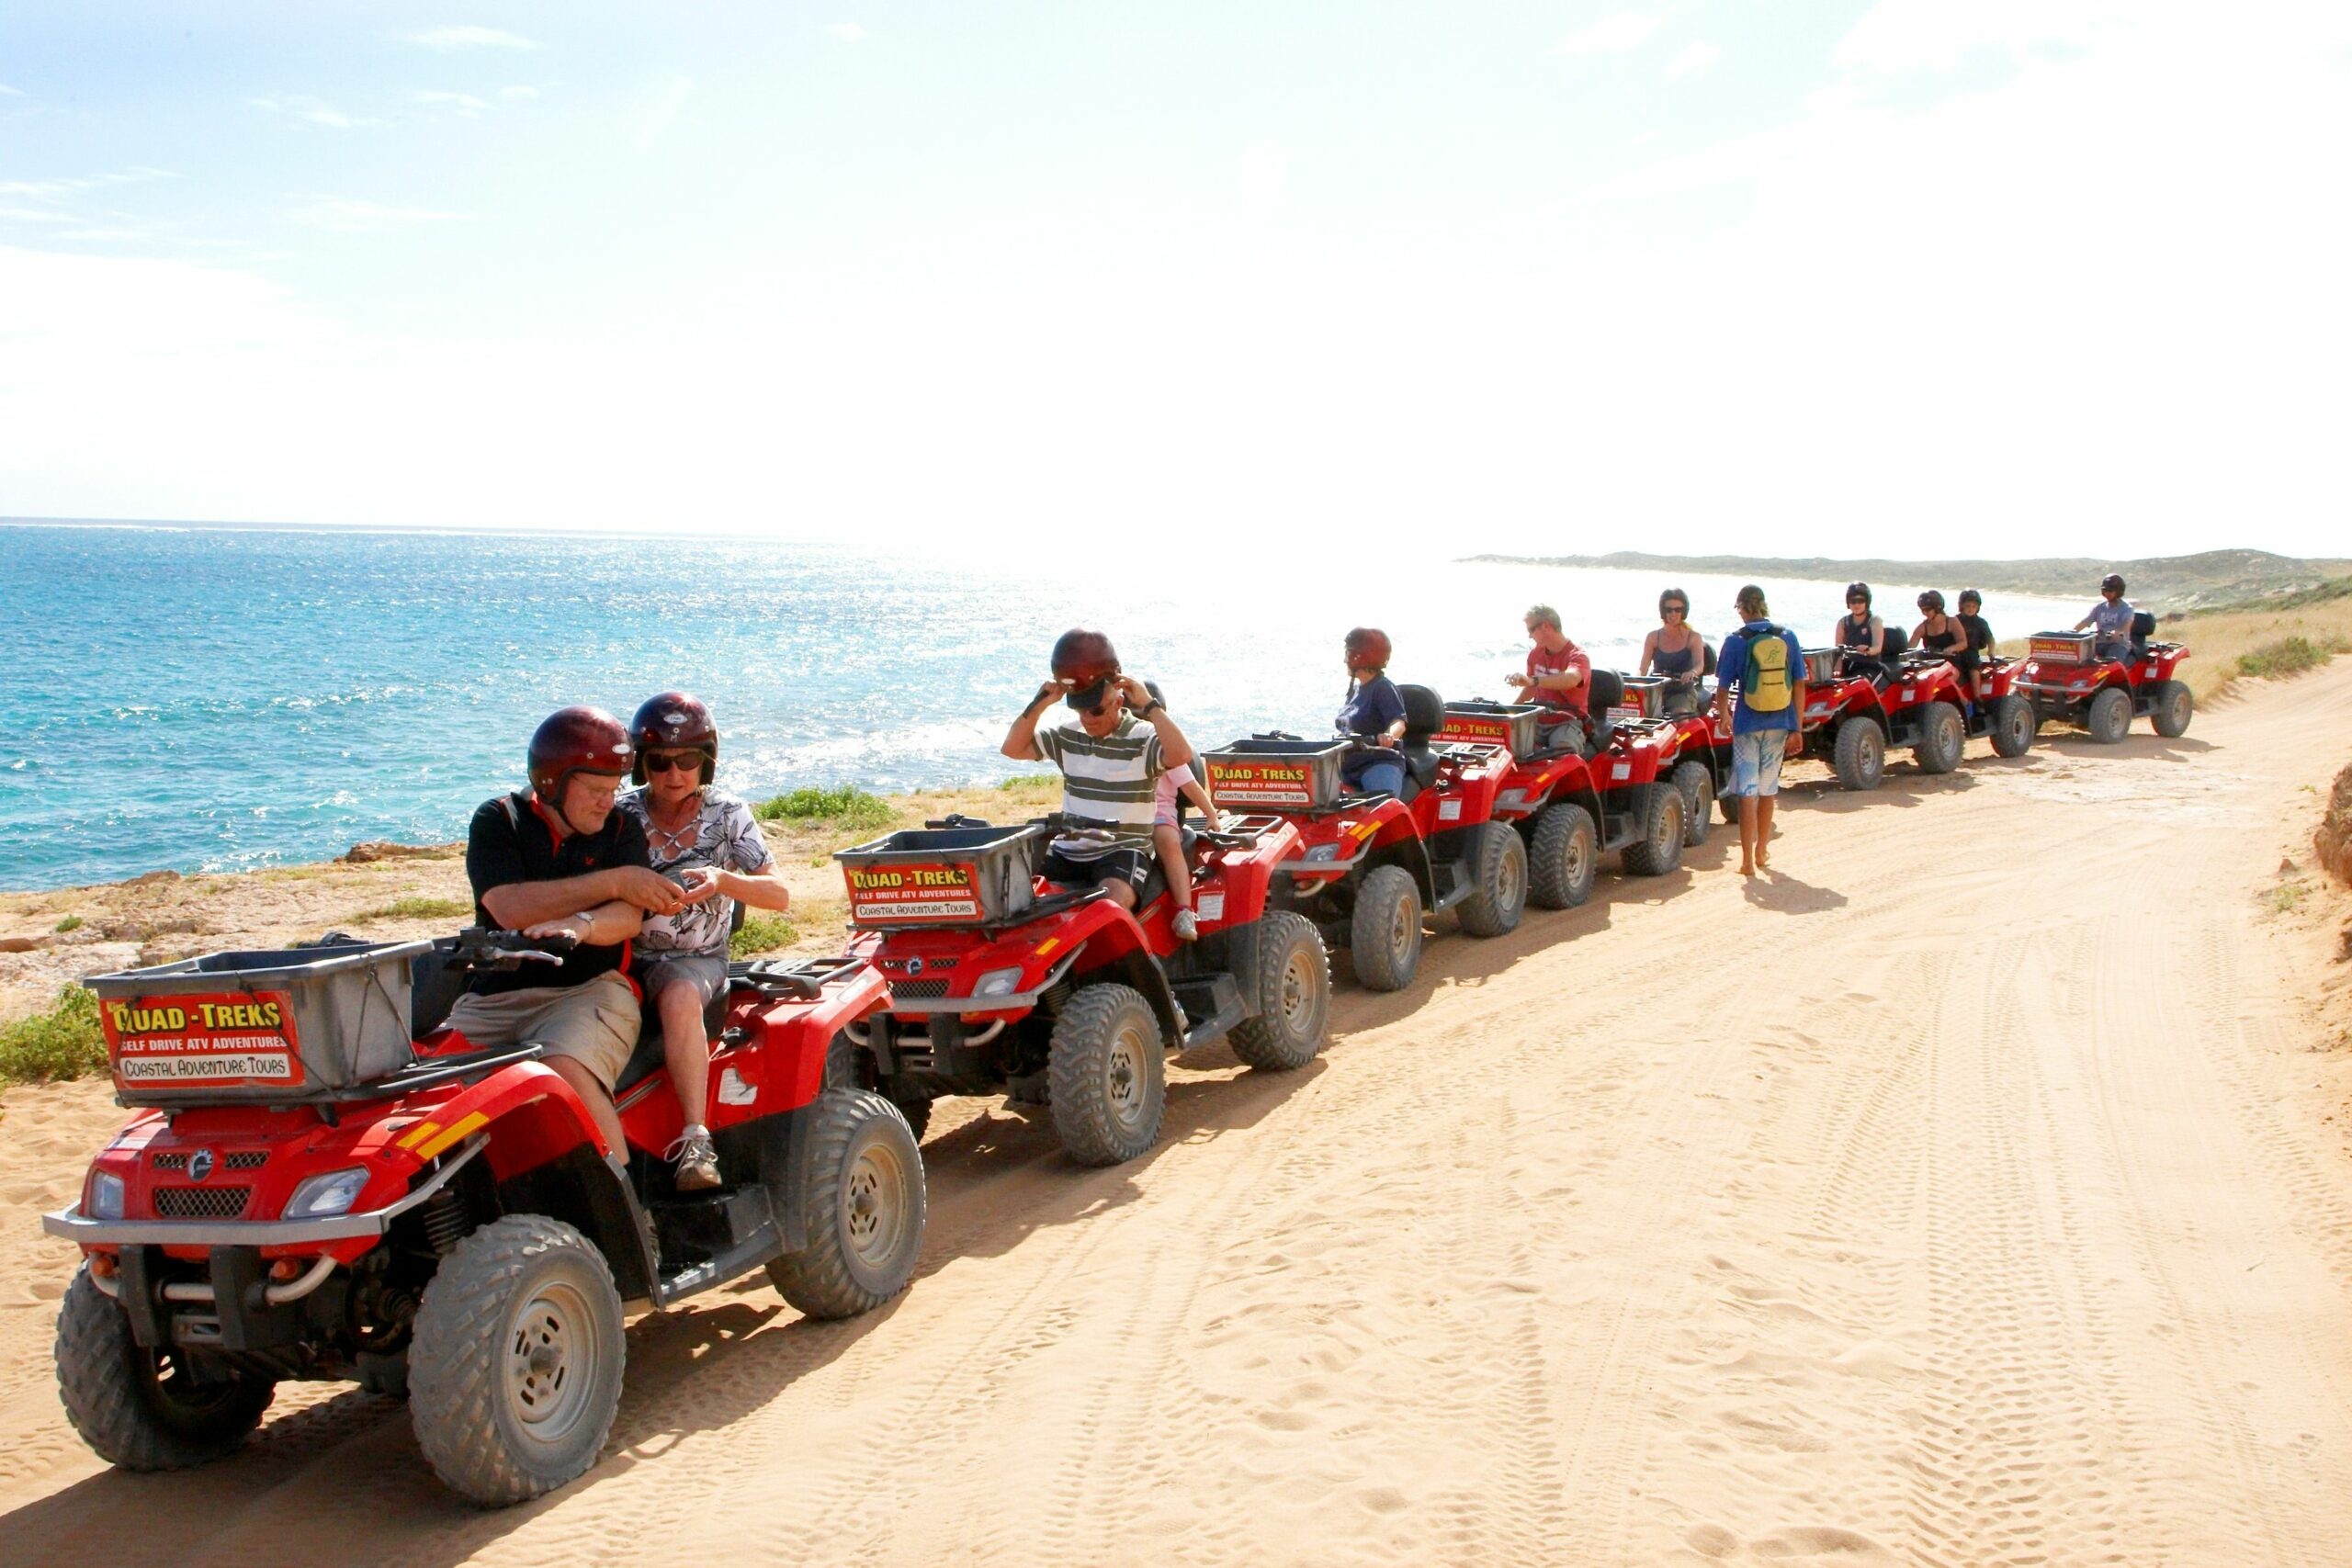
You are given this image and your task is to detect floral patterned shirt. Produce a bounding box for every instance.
[617,787,774,957]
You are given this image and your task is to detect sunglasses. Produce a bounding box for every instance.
[643,751,702,774]
[1065,678,1114,711]
[1848,597,1868,605]
[1662,604,1687,615]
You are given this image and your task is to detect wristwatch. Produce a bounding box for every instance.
[1139,699,1163,717]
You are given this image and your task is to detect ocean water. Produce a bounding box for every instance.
[0,524,2086,892]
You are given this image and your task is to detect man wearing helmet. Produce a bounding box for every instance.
[2075,574,2136,661]
[1002,629,1197,910]
[620,693,795,1190]
[441,705,685,1157]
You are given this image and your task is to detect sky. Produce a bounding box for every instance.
[1,2,2346,558]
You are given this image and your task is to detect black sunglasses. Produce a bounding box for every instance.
[643,751,701,774]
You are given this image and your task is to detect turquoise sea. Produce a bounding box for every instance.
[0,523,2085,892]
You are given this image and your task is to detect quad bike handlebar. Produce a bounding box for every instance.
[441,925,579,972]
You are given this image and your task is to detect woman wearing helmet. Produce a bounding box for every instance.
[1833,583,1885,679]
[1912,589,1964,656]
[620,692,796,1190]
[1337,627,1408,798]
[2075,573,2135,660]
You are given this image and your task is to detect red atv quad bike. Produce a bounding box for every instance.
[836,812,1331,1166]
[2012,615,2194,742]
[1439,670,1702,916]
[44,928,923,1506]
[1201,683,1522,993]
[1782,632,1988,792]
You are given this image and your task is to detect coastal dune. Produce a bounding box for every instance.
[2,668,2351,1564]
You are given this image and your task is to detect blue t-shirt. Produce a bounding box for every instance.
[1337,675,1407,784]
[1715,621,1804,735]
[2084,599,2134,641]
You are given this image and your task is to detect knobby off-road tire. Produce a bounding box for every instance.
[1455,819,1528,937]
[1347,863,1422,992]
[1832,719,1886,791]
[2086,685,2132,743]
[1046,983,1166,1166]
[2151,680,2194,739]
[1915,700,1964,775]
[1989,694,2035,758]
[54,1266,275,1472]
[1528,800,1598,910]
[766,1088,926,1320]
[1621,783,1687,876]
[1228,909,1332,1069]
[1670,759,1714,849]
[829,1031,933,1144]
[410,1214,626,1506]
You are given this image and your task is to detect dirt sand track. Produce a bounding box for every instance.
[6,667,2352,1567]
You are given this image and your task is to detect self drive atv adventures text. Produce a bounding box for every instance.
[46,926,925,1506]
[837,813,1333,1166]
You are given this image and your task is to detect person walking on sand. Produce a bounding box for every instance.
[1713,585,1807,878]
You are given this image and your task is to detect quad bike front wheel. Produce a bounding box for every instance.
[1833,719,1886,791]
[55,1266,277,1472]
[1047,983,1167,1166]
[409,1213,627,1506]
[2086,686,2132,743]
[2151,680,2193,739]
[767,1088,927,1319]
[1229,909,1333,1069]
[1621,782,1687,876]
[1528,800,1598,909]
[1989,694,2035,758]
[1915,700,1964,775]
[1456,820,1527,937]
[1670,760,1714,849]
[1347,863,1422,992]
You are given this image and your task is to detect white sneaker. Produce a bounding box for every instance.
[665,1125,720,1190]
[1171,908,1200,942]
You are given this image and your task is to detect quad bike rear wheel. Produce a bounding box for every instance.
[1621,783,1687,876]
[1670,760,1714,849]
[1347,863,1422,992]
[54,1266,276,1472]
[2086,686,2132,744]
[1832,719,1885,791]
[766,1088,927,1319]
[1455,820,1527,937]
[2151,680,2193,739]
[1528,800,1598,909]
[409,1213,627,1506]
[1228,909,1332,1068]
[1989,694,2035,758]
[1047,983,1167,1166]
[1915,700,1964,775]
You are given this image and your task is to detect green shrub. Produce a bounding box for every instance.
[753,785,892,830]
[730,912,797,957]
[999,774,1057,791]
[355,896,473,921]
[53,914,83,933]
[0,987,108,1085]
[2236,636,2347,680]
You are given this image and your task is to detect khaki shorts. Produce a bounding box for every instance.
[440,971,639,1090]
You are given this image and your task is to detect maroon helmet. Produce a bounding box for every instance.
[1050,628,1120,686]
[527,706,635,807]
[1344,626,1392,672]
[629,691,718,785]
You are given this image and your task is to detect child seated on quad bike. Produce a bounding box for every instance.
[1953,589,1994,703]
[1137,682,1221,942]
[1002,628,1197,915]
[621,692,797,1190]
[1337,626,1409,796]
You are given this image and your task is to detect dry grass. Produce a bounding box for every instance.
[1995,591,2352,703]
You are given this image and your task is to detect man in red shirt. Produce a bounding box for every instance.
[1506,603,1595,751]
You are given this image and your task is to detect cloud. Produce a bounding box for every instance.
[0,167,175,201]
[0,206,71,223]
[826,22,869,44]
[289,198,462,233]
[413,89,491,116]
[498,85,541,101]
[247,95,378,130]
[1556,12,1661,57]
[0,85,23,96]
[401,26,540,52]
[1664,40,1721,80]
[624,74,695,152]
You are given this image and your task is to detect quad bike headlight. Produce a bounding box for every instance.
[972,966,1026,999]
[285,1166,370,1220]
[87,1170,125,1222]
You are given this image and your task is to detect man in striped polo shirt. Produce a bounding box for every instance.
[1001,628,1197,910]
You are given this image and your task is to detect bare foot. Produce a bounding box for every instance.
[1740,862,1757,877]
[1757,847,1771,868]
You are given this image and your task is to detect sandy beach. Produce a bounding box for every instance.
[3,664,2350,1566]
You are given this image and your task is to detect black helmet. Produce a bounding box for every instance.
[629,692,718,785]
[1958,588,1982,610]
[1845,581,1872,608]
[2101,573,2126,593]
[528,707,634,807]
[1917,589,1945,613]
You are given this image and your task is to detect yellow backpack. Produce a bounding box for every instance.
[1741,626,1792,712]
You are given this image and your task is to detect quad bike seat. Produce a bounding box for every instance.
[2130,609,2156,658]
[1396,684,1446,796]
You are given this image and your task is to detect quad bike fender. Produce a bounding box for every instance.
[730,968,893,1119]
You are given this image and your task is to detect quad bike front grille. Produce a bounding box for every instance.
[890,979,952,999]
[151,1151,268,1172]
[153,1186,254,1219]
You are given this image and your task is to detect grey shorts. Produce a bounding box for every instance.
[636,951,729,1010]
[440,971,639,1090]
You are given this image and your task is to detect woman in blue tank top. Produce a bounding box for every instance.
[1639,587,1705,714]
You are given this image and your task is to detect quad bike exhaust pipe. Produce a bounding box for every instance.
[97,1251,340,1308]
